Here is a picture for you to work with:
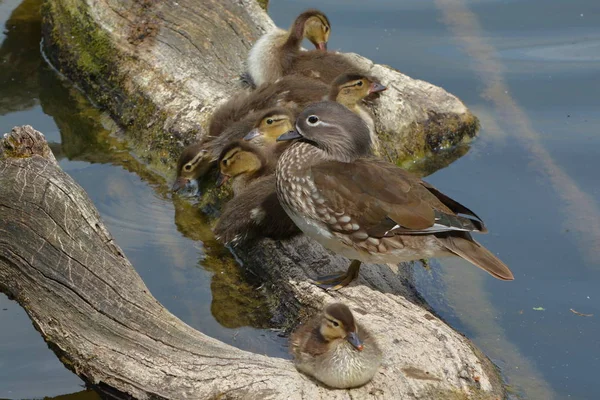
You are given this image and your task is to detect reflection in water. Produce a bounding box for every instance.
[417,259,555,400]
[44,389,101,400]
[0,0,42,114]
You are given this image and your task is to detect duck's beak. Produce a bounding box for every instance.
[346,331,364,351]
[216,173,230,188]
[172,177,189,192]
[277,129,302,142]
[317,42,327,51]
[369,82,387,94]
[243,128,261,141]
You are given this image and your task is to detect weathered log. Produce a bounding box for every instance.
[0,126,502,399]
[0,126,503,398]
[40,0,478,174]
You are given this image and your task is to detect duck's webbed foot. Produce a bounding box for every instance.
[311,260,361,291]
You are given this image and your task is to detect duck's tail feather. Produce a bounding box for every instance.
[439,233,514,280]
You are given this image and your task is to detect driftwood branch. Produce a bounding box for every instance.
[41,0,477,172]
[1,126,502,398]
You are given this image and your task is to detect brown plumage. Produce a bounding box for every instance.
[209,73,385,143]
[276,101,514,289]
[247,10,330,87]
[282,51,368,85]
[213,142,299,245]
[290,303,381,388]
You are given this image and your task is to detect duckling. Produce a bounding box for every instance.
[216,140,273,195]
[290,303,382,389]
[328,73,387,153]
[276,101,514,289]
[213,142,300,244]
[172,108,293,192]
[247,9,330,88]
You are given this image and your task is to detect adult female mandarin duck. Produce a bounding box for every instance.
[275,101,514,289]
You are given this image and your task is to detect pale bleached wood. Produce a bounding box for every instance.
[0,126,502,399]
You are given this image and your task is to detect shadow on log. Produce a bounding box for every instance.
[0,126,502,398]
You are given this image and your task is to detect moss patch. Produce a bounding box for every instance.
[380,110,480,169]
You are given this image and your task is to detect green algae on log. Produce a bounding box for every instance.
[41,0,478,176]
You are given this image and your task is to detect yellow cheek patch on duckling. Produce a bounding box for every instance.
[336,79,371,106]
[257,115,294,143]
[220,148,262,179]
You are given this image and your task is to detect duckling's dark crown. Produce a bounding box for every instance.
[177,142,206,172]
[324,303,357,331]
[292,9,330,37]
[256,107,294,122]
[218,140,266,165]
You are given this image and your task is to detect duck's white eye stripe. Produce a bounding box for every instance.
[296,125,307,137]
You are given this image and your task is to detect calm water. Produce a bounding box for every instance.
[1,0,599,399]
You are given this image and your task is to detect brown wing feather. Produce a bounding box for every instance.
[311,159,485,237]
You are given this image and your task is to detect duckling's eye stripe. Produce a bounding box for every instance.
[189,151,207,166]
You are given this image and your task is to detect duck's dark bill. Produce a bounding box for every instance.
[369,83,387,94]
[346,331,364,351]
[216,173,230,187]
[277,129,302,142]
[172,177,189,192]
[243,128,261,141]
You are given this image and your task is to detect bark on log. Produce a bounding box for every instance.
[1,126,502,399]
[40,0,478,174]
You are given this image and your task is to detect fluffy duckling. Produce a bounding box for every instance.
[328,73,386,152]
[248,9,330,87]
[172,108,293,192]
[290,303,382,389]
[276,101,514,289]
[216,140,273,195]
[213,143,300,244]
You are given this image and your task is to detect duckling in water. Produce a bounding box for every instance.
[247,9,330,87]
[213,142,300,244]
[172,108,293,192]
[290,303,382,389]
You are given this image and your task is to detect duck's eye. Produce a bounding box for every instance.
[266,119,273,125]
[184,164,192,171]
[324,26,329,33]
[332,321,339,327]
[356,81,363,87]
[222,159,228,166]
[307,115,319,125]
